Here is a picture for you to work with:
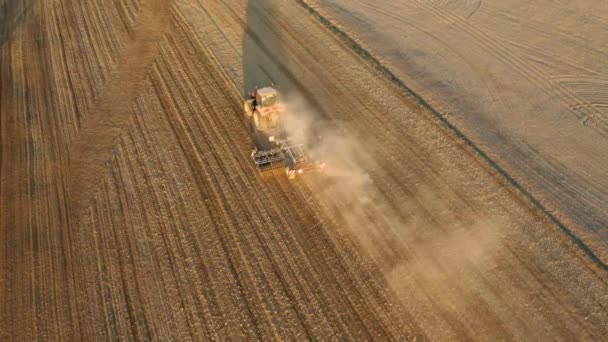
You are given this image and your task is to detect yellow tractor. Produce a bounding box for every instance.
[245,87,324,179]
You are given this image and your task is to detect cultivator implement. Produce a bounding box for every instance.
[251,140,324,179]
[245,86,324,179]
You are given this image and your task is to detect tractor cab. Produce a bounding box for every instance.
[245,87,283,134]
[244,86,325,179]
[254,87,278,109]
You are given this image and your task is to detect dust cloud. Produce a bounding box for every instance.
[281,91,505,310]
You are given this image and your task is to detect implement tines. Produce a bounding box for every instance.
[280,142,310,166]
[251,147,285,171]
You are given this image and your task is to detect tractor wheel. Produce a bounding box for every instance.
[254,112,265,131]
[286,167,296,180]
[244,100,254,117]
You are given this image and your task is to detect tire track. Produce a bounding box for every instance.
[407,0,608,131]
[334,0,608,132]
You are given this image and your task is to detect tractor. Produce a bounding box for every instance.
[244,87,324,179]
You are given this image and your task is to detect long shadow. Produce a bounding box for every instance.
[242,0,292,96]
[242,0,331,143]
[0,0,32,46]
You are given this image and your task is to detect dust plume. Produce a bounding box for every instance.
[281,91,506,316]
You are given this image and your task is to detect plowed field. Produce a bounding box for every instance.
[1,0,607,340]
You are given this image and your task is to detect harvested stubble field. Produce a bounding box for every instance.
[1,0,607,340]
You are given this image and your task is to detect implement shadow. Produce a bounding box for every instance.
[0,0,32,46]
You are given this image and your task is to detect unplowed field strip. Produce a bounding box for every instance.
[309,0,608,264]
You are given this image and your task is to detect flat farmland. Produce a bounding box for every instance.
[1,0,607,340]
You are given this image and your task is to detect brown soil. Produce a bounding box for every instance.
[1,0,607,340]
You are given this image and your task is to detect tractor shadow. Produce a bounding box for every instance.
[0,0,32,46]
[242,0,294,97]
[242,0,332,145]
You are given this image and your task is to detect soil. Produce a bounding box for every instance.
[1,0,607,340]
